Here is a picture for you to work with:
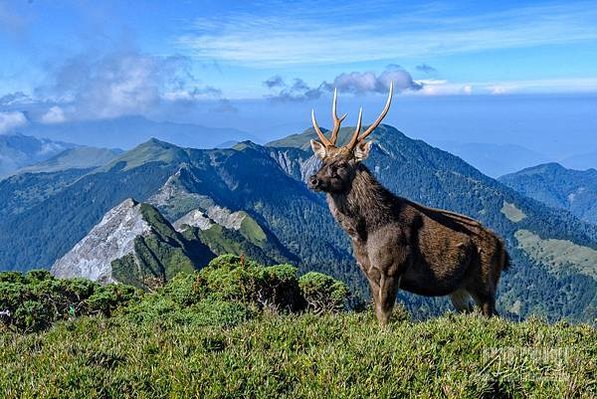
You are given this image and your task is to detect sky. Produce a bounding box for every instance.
[0,0,596,161]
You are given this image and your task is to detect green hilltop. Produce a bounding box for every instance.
[1,255,595,398]
[1,126,596,322]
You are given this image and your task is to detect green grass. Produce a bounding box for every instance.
[1,312,595,398]
[515,229,597,278]
[238,213,267,247]
[1,256,595,398]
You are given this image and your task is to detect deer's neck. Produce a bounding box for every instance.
[328,165,395,235]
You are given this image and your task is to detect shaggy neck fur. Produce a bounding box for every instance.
[328,164,398,232]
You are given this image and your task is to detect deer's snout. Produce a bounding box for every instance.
[308,175,320,190]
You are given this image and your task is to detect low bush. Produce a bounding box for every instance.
[299,271,349,314]
[0,270,141,332]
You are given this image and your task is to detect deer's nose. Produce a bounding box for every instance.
[308,175,319,188]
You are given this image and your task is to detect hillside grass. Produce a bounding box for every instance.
[1,256,595,398]
[1,311,595,398]
[515,229,597,278]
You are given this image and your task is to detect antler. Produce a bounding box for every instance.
[311,81,394,149]
[345,81,393,151]
[329,88,347,145]
[311,88,347,147]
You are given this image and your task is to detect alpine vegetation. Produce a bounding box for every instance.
[308,83,510,325]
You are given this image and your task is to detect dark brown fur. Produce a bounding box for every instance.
[309,151,510,325]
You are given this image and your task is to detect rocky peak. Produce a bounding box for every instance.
[174,209,214,231]
[51,198,151,283]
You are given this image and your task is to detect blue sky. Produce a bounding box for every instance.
[0,0,596,160]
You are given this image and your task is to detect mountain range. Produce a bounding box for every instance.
[499,163,597,225]
[1,125,595,322]
[0,133,77,177]
[18,115,257,149]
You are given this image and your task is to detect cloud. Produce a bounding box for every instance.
[410,79,475,96]
[264,77,331,102]
[35,51,223,120]
[0,91,32,106]
[178,2,597,66]
[264,66,422,102]
[416,64,437,74]
[0,111,28,134]
[40,106,66,124]
[263,75,285,89]
[333,65,423,93]
[163,86,222,101]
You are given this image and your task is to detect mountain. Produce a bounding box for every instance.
[0,133,77,177]
[424,141,552,178]
[51,198,215,289]
[21,115,257,149]
[12,146,122,175]
[499,163,597,224]
[173,206,295,266]
[1,127,596,322]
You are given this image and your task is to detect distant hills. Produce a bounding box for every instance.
[1,126,596,322]
[18,115,257,149]
[0,133,77,177]
[499,163,597,224]
[0,133,122,178]
[14,146,122,175]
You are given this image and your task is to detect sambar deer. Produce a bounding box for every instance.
[307,82,510,325]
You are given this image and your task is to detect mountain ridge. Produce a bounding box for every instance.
[499,162,597,224]
[2,125,596,321]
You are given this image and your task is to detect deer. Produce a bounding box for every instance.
[307,82,510,326]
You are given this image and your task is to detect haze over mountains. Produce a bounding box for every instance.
[1,125,595,322]
[0,133,77,177]
[13,115,257,149]
[500,163,597,224]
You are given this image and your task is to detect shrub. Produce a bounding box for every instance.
[299,272,349,314]
[198,255,305,312]
[0,270,141,332]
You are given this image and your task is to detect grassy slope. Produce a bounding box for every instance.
[1,311,595,398]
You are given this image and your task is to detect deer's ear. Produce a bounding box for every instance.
[310,139,327,159]
[354,140,373,161]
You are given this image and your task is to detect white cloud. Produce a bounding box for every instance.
[178,2,597,66]
[37,51,223,120]
[489,85,509,95]
[41,106,66,124]
[416,80,474,96]
[264,66,422,102]
[412,77,597,96]
[0,111,27,134]
[333,67,423,94]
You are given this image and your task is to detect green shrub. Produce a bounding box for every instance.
[299,272,349,314]
[198,255,305,311]
[0,270,141,332]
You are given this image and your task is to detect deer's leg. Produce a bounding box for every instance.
[366,274,380,315]
[449,289,474,313]
[366,227,410,326]
[354,240,382,316]
[376,273,401,327]
[469,289,498,317]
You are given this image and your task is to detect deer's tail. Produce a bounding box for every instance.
[498,239,511,272]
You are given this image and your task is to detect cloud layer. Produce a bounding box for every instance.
[28,51,231,122]
[264,65,422,101]
[179,2,597,66]
[0,111,28,134]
